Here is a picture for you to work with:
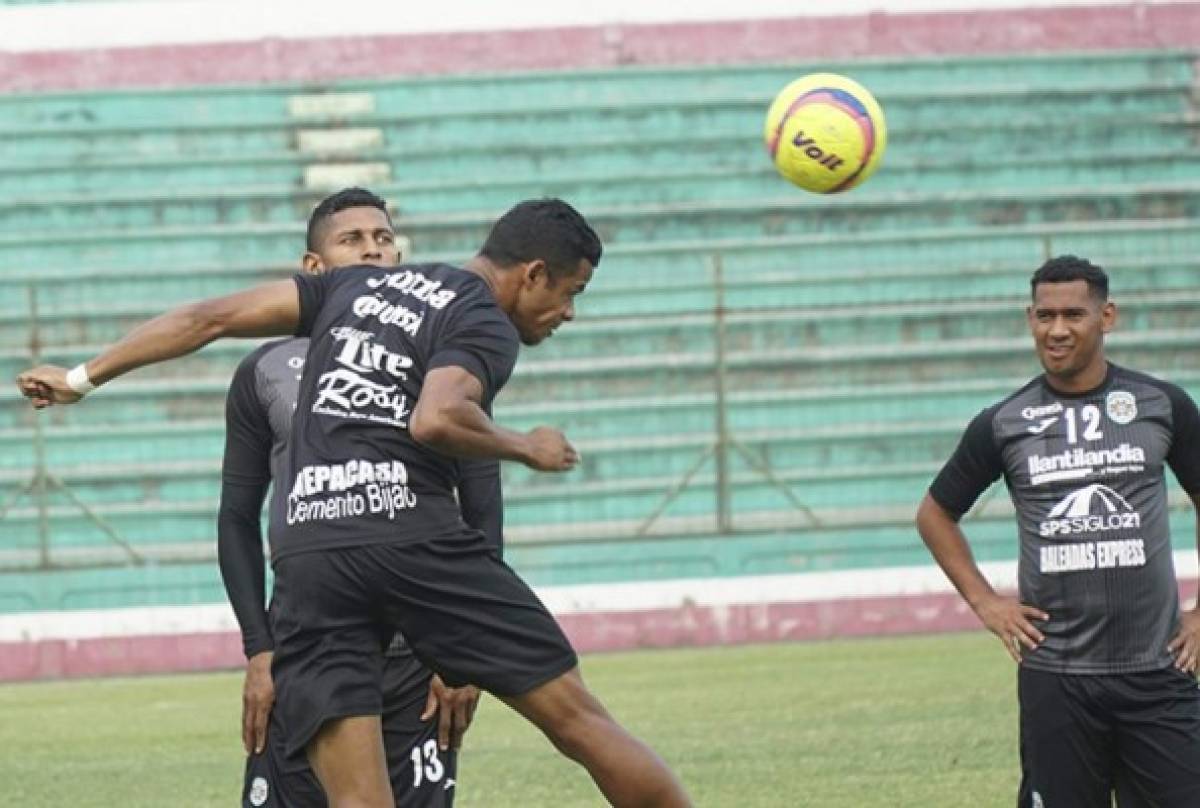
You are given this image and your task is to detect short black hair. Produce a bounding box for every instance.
[1031,255,1109,301]
[306,187,392,251]
[479,198,603,281]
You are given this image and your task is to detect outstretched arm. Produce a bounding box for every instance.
[16,280,300,407]
[916,493,1048,663]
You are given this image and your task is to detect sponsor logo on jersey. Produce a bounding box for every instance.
[314,368,411,426]
[367,269,458,309]
[287,460,419,526]
[1022,401,1063,434]
[1039,484,1140,537]
[332,332,413,378]
[1021,402,1063,420]
[330,326,375,343]
[350,270,458,334]
[290,459,409,497]
[1038,483,1147,573]
[1106,390,1137,425]
[1027,443,1146,485]
[1026,417,1057,435]
[352,294,425,336]
[1040,538,1146,574]
[249,776,269,807]
[313,332,414,426]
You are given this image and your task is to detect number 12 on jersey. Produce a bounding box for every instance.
[1064,405,1103,444]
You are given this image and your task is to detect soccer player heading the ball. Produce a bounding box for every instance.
[18,198,692,808]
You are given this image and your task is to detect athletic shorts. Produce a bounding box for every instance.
[1017,666,1200,808]
[242,651,458,807]
[270,533,578,758]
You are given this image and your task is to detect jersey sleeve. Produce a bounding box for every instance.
[218,352,274,657]
[928,407,1005,520]
[456,459,504,555]
[429,283,519,406]
[221,352,273,487]
[292,271,331,338]
[1165,384,1200,494]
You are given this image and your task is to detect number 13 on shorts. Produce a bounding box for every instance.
[411,739,446,788]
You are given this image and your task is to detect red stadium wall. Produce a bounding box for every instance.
[1,2,1199,93]
[2,575,1196,681]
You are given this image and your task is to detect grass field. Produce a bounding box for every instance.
[0,632,1023,807]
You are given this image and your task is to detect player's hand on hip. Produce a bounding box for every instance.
[16,365,82,408]
[522,426,580,472]
[422,674,480,751]
[1167,607,1200,674]
[242,651,275,755]
[972,593,1049,664]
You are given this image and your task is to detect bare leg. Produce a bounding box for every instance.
[307,715,394,808]
[502,667,691,807]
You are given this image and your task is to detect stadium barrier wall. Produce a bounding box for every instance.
[0,555,1195,681]
[2,3,1199,92]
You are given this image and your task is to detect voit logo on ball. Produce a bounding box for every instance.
[762,73,887,194]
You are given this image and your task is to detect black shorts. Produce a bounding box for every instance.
[242,652,458,807]
[1017,666,1200,808]
[271,533,578,757]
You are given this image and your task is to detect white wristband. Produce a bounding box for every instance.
[65,363,96,395]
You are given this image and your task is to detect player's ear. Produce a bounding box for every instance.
[301,252,325,275]
[1100,300,1117,334]
[522,259,548,288]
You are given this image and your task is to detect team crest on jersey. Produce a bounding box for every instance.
[1105,391,1137,425]
[248,776,270,806]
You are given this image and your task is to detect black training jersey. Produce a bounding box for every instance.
[929,364,1200,674]
[271,263,518,559]
[222,333,503,659]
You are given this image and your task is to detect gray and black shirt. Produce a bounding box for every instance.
[929,363,1200,675]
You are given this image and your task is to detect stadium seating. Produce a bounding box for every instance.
[1,49,1198,611]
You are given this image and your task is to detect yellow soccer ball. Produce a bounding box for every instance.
[763,73,888,194]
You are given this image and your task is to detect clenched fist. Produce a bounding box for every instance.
[16,365,82,409]
[523,426,580,472]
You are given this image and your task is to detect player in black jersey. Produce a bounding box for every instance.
[916,256,1200,807]
[18,198,691,808]
[223,188,485,806]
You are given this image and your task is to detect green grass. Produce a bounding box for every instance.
[0,632,1021,807]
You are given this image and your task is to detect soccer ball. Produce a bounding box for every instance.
[763,73,887,194]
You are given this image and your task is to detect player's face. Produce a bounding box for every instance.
[1027,280,1115,386]
[512,258,593,346]
[303,207,399,273]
